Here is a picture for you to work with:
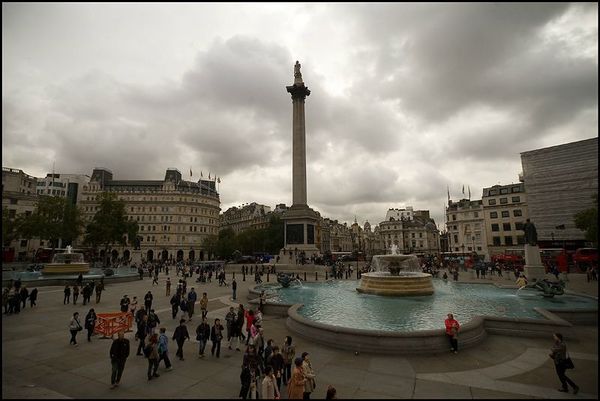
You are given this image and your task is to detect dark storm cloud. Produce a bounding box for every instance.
[2,3,597,227]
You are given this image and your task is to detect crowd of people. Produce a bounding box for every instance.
[2,278,37,314]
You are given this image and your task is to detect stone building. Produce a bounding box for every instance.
[320,218,352,253]
[379,208,440,255]
[220,202,272,235]
[482,182,529,258]
[446,199,488,261]
[520,137,598,249]
[36,173,90,205]
[2,167,41,261]
[80,167,220,263]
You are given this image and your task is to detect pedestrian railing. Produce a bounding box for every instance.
[94,312,133,338]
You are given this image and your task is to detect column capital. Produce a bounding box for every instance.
[286,84,311,100]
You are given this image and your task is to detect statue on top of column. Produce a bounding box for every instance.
[294,60,303,84]
[522,218,538,246]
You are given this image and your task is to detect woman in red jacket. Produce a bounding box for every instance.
[244,309,255,346]
[445,313,460,353]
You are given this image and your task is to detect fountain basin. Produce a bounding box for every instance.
[357,272,434,296]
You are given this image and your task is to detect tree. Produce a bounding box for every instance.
[216,227,236,260]
[202,234,218,260]
[574,194,598,247]
[32,196,84,248]
[2,208,20,246]
[84,192,138,265]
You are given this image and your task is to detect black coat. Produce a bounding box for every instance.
[173,325,190,343]
[110,338,130,360]
[196,323,210,340]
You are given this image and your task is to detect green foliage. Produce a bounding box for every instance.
[574,194,598,246]
[208,215,284,259]
[84,193,139,253]
[4,197,84,248]
[2,208,19,246]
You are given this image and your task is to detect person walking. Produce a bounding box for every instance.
[199,292,208,320]
[170,293,180,319]
[172,318,190,361]
[109,330,130,388]
[28,287,38,308]
[445,313,460,353]
[85,308,97,342]
[157,327,173,371]
[288,357,307,399]
[301,352,316,399]
[144,291,153,313]
[240,362,252,399]
[244,309,255,346]
[237,304,246,344]
[136,314,149,356]
[72,285,79,305]
[210,318,225,358]
[120,295,130,313]
[69,312,83,345]
[262,366,281,399]
[166,277,171,297]
[232,278,237,300]
[146,333,160,380]
[225,306,237,350]
[282,336,296,384]
[19,286,29,309]
[152,271,159,286]
[196,316,211,358]
[187,288,197,320]
[549,333,579,394]
[64,285,71,304]
[270,346,285,391]
[95,281,104,303]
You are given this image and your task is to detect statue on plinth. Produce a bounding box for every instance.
[523,219,538,246]
[293,60,303,84]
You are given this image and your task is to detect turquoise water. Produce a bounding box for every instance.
[258,280,597,332]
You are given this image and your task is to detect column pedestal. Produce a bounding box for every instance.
[523,244,547,282]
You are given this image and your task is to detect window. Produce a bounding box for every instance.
[512,186,521,193]
[512,196,520,203]
[490,212,498,218]
[8,209,16,219]
[411,233,415,238]
[419,232,423,238]
[488,199,496,205]
[517,235,525,245]
[489,189,498,196]
[499,198,508,204]
[500,188,509,194]
[513,209,522,217]
[452,214,456,221]
[501,211,509,218]
[474,212,479,218]
[20,239,28,247]
[503,223,511,231]
[504,236,513,246]
[492,236,501,246]
[515,222,524,230]
[491,224,499,232]
[453,235,458,243]
[453,225,457,230]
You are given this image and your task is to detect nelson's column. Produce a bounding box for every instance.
[281,61,320,260]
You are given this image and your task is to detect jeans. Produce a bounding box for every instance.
[111,359,126,384]
[70,329,78,344]
[137,336,146,355]
[201,309,207,319]
[147,358,159,379]
[446,333,458,351]
[175,340,185,359]
[284,364,292,384]
[555,363,577,390]
[232,289,236,300]
[198,338,207,355]
[211,340,221,357]
[158,350,172,368]
[64,295,70,304]
[87,327,94,341]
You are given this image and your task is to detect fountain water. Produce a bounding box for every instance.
[356,245,434,296]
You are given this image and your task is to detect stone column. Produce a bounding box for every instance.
[523,244,547,282]
[287,61,310,207]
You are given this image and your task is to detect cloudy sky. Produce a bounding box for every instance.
[2,3,598,228]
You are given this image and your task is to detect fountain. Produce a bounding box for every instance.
[42,246,90,275]
[356,244,434,296]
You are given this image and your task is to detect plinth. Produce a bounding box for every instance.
[523,244,547,282]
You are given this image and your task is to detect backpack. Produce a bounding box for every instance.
[143,344,153,358]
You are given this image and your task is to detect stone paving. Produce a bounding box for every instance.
[2,268,597,399]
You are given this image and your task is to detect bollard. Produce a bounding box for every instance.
[315,271,318,281]
[357,270,360,279]
[267,272,270,282]
[233,272,235,279]
[243,272,246,282]
[325,271,328,280]
[304,271,307,281]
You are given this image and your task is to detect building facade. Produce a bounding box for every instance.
[80,167,220,263]
[220,203,272,235]
[2,167,41,261]
[446,199,488,261]
[379,208,440,255]
[36,173,90,205]
[482,182,529,258]
[520,137,598,249]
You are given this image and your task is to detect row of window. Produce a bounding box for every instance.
[139,225,211,233]
[488,196,520,205]
[492,236,525,246]
[454,246,483,252]
[490,209,522,218]
[386,232,425,239]
[37,189,66,196]
[491,222,524,232]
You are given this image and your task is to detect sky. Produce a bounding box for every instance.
[2,3,598,229]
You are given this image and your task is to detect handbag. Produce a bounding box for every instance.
[563,354,575,369]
